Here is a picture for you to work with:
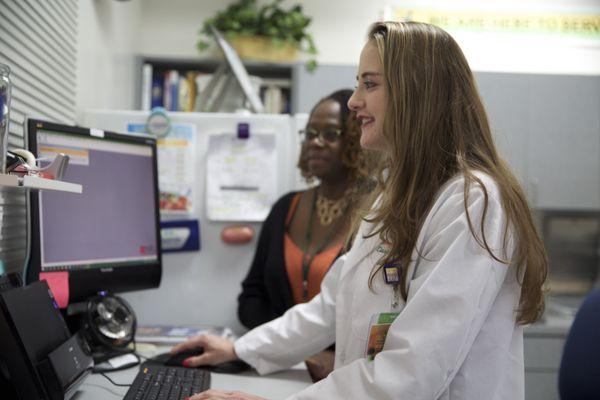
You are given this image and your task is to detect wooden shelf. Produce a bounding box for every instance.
[139,56,297,114]
[144,56,296,78]
[0,174,82,193]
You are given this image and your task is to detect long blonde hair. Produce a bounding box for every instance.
[362,21,547,324]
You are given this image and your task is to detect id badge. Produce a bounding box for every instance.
[364,312,399,361]
[383,263,400,284]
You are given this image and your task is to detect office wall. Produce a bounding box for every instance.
[138,0,600,75]
[76,0,142,120]
[76,0,600,117]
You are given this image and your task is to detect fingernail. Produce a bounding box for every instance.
[182,359,190,367]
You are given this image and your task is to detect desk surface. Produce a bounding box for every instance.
[75,360,312,399]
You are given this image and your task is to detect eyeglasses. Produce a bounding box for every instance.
[299,127,342,144]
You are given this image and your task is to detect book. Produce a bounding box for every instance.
[263,85,283,114]
[141,64,153,111]
[193,72,213,111]
[151,73,165,109]
[178,72,198,112]
[259,78,291,114]
[163,70,180,111]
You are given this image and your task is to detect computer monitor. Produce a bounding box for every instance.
[25,119,162,304]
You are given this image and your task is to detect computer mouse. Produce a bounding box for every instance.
[163,347,205,367]
[152,348,251,374]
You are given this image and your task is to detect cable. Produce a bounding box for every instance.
[92,352,141,373]
[99,372,131,387]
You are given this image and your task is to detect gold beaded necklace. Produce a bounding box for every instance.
[315,189,351,226]
[299,189,349,299]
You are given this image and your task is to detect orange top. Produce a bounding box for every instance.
[284,193,343,304]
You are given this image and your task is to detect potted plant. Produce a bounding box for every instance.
[197,0,317,71]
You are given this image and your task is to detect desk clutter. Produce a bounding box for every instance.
[0,274,225,399]
[0,277,93,400]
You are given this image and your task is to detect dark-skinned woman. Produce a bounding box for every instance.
[237,89,373,382]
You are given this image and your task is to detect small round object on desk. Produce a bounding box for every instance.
[221,225,254,244]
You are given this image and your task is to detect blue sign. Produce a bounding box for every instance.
[160,219,200,253]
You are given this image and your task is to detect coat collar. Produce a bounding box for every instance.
[339,220,379,283]
[339,194,423,293]
[339,218,421,295]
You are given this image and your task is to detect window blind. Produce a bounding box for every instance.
[0,0,78,275]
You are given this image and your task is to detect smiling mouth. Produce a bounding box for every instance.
[358,116,375,126]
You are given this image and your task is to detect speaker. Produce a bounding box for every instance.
[69,293,136,362]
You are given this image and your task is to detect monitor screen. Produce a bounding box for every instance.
[26,119,162,303]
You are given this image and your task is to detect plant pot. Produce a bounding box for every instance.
[228,35,298,62]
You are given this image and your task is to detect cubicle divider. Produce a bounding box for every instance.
[83,110,308,335]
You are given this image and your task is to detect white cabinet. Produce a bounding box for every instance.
[477,73,531,190]
[524,314,572,400]
[524,334,565,400]
[527,76,600,210]
[477,73,600,210]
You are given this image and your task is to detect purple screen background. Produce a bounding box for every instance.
[40,145,158,265]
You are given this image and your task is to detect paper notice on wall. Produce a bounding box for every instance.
[128,123,197,215]
[206,133,277,221]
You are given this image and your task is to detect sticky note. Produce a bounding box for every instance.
[39,271,69,308]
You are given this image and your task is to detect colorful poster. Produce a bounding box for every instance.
[128,123,197,215]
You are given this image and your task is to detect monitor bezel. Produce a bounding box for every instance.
[25,118,162,303]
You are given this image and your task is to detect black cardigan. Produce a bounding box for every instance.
[237,191,300,329]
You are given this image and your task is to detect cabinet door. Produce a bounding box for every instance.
[524,335,565,400]
[476,72,531,194]
[528,75,600,210]
[525,372,560,400]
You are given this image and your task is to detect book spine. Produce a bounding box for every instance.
[141,64,153,111]
[170,72,179,112]
[151,73,165,109]
[163,70,180,112]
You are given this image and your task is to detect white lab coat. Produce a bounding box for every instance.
[234,173,524,400]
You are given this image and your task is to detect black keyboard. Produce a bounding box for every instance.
[124,364,210,400]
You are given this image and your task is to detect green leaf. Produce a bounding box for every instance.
[197,41,209,52]
[305,59,318,73]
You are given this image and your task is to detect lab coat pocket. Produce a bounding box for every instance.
[350,278,392,340]
[349,293,373,340]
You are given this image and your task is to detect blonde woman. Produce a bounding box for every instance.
[173,21,547,400]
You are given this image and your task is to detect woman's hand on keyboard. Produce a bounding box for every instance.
[170,333,238,367]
